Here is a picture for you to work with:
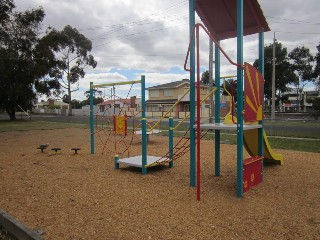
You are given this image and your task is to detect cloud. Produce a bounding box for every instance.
[14,0,320,102]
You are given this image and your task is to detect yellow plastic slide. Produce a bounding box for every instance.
[244,129,283,165]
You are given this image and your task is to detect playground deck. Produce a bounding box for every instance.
[117,155,162,168]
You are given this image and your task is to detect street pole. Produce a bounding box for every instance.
[271,32,276,120]
[209,39,214,123]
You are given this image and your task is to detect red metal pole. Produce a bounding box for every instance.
[125,114,128,136]
[196,25,201,201]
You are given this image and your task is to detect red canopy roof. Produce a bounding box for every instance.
[195,0,270,41]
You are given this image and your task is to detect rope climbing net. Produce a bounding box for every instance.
[92,81,141,157]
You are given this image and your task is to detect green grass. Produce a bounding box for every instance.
[264,130,320,139]
[264,120,320,127]
[0,120,87,132]
[1,118,319,153]
[264,120,320,139]
[267,137,320,153]
[205,133,320,153]
[161,130,320,153]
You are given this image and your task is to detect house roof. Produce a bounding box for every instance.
[147,79,190,90]
[195,0,270,41]
[99,99,131,105]
[147,79,209,90]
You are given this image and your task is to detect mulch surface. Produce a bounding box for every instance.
[0,128,319,239]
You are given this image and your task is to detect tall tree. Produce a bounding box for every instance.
[0,0,14,23]
[81,96,104,106]
[313,43,320,90]
[288,46,314,111]
[253,41,297,101]
[43,25,97,116]
[0,3,58,120]
[201,70,210,85]
[221,79,237,97]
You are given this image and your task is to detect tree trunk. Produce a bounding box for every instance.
[67,80,72,116]
[68,90,72,116]
[6,105,16,120]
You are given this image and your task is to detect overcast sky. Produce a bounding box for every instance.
[14,0,320,100]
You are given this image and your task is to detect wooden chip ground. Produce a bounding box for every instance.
[0,128,319,239]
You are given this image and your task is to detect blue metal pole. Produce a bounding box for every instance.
[258,30,265,180]
[259,30,265,77]
[214,43,221,176]
[189,0,196,187]
[236,0,244,197]
[141,75,146,119]
[142,118,147,175]
[89,82,94,154]
[114,155,119,169]
[141,75,147,175]
[169,117,174,168]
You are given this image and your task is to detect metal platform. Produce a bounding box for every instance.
[195,123,262,130]
[117,155,162,168]
[135,129,161,135]
[135,129,161,142]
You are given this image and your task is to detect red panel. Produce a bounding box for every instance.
[244,156,263,165]
[244,63,264,122]
[243,158,262,193]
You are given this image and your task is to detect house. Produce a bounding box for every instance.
[146,79,215,117]
[98,96,141,115]
[280,89,320,112]
[35,99,69,109]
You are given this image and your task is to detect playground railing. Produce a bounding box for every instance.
[184,23,241,72]
[149,89,190,132]
[173,87,217,130]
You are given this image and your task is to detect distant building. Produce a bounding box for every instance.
[35,99,69,109]
[97,96,141,115]
[280,89,320,112]
[146,79,211,115]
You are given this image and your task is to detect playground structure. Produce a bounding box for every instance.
[221,75,283,165]
[90,77,173,173]
[89,79,142,157]
[185,0,283,199]
[89,76,217,174]
[88,0,283,200]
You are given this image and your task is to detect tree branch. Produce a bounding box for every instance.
[59,82,68,89]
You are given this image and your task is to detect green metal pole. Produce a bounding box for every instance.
[142,118,147,175]
[236,0,244,197]
[141,75,146,119]
[169,117,174,168]
[214,43,221,176]
[141,75,147,175]
[189,0,196,187]
[258,30,265,180]
[259,30,265,77]
[90,82,94,154]
[114,155,119,169]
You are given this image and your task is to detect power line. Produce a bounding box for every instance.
[269,21,320,26]
[72,0,188,33]
[266,16,320,25]
[96,53,186,58]
[93,19,189,47]
[91,13,188,41]
[274,31,320,35]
